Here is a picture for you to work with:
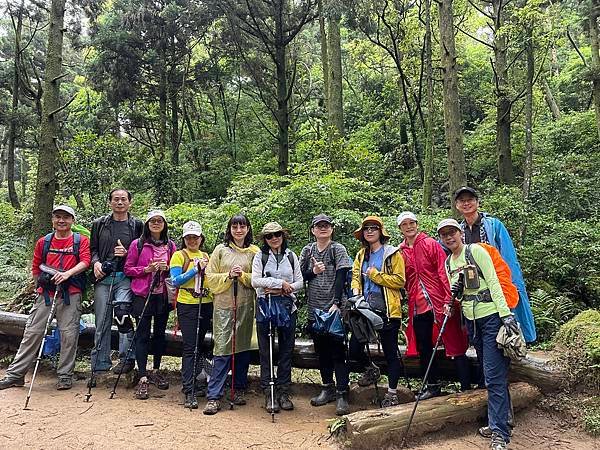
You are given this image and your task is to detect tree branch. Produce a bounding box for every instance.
[48,94,77,117]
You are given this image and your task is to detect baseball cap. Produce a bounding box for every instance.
[146,209,167,223]
[397,211,417,226]
[182,221,203,237]
[436,218,462,234]
[52,205,76,219]
[453,186,479,201]
[311,214,334,228]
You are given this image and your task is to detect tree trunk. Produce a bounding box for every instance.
[438,0,467,204]
[493,0,514,184]
[170,88,179,167]
[327,0,344,139]
[7,0,24,209]
[318,0,329,117]
[589,1,600,141]
[275,2,289,176]
[422,0,434,209]
[523,25,534,203]
[342,383,541,449]
[541,78,561,120]
[0,130,7,185]
[32,0,67,239]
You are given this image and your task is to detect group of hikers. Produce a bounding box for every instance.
[0,186,536,450]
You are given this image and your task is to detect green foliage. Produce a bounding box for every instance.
[583,398,600,436]
[529,289,582,342]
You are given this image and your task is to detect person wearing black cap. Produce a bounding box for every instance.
[454,187,536,344]
[299,214,352,415]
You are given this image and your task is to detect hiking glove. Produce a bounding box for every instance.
[501,315,520,336]
[450,279,464,299]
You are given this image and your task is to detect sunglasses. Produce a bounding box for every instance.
[363,225,380,233]
[264,231,283,240]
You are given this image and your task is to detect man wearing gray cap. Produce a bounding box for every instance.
[0,205,90,390]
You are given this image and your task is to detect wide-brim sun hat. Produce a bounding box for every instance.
[146,209,167,223]
[258,221,288,239]
[353,215,390,240]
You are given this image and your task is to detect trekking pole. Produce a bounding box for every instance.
[24,289,59,410]
[267,293,276,423]
[399,274,464,449]
[85,270,118,402]
[229,276,238,410]
[110,272,159,399]
[189,268,205,410]
[397,343,412,390]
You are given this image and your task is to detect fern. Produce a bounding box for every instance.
[530,289,581,342]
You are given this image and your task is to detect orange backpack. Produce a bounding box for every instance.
[465,243,519,308]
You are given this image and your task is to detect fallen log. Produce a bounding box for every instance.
[341,382,541,449]
[0,310,564,392]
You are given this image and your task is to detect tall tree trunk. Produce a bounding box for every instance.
[438,0,467,204]
[422,0,434,209]
[275,2,289,176]
[7,0,24,209]
[0,130,7,185]
[318,0,330,116]
[541,78,561,120]
[32,0,66,239]
[521,25,534,244]
[493,0,514,184]
[589,1,600,141]
[170,88,179,166]
[327,0,344,139]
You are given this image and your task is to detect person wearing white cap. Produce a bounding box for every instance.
[0,205,91,391]
[437,218,515,450]
[397,212,470,401]
[124,209,177,400]
[169,221,212,409]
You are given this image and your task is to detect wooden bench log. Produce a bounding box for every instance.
[342,382,541,449]
[0,311,564,392]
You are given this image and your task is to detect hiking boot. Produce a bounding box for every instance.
[310,384,336,407]
[381,392,400,408]
[479,426,514,438]
[147,370,169,390]
[135,379,149,400]
[0,376,25,390]
[203,399,221,415]
[265,390,280,413]
[357,365,381,387]
[184,392,198,409]
[490,432,507,450]
[56,377,73,390]
[335,390,350,416]
[417,383,442,401]
[233,390,247,406]
[278,391,294,411]
[112,359,135,375]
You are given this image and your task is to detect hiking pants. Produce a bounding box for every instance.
[466,313,511,443]
[177,301,213,394]
[206,351,252,400]
[5,294,81,380]
[134,302,169,378]
[413,310,439,385]
[256,309,297,392]
[310,324,349,391]
[91,277,135,372]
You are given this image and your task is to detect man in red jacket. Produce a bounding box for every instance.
[0,205,90,391]
[398,211,470,399]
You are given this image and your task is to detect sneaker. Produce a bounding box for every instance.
[147,371,169,390]
[56,377,73,390]
[357,365,381,387]
[0,376,25,390]
[310,384,336,407]
[184,392,198,409]
[490,432,507,450]
[381,392,400,408]
[278,391,294,411]
[203,399,221,415]
[135,380,149,400]
[233,390,247,406]
[265,389,280,413]
[417,384,442,401]
[335,390,350,416]
[112,359,135,375]
[479,426,513,438]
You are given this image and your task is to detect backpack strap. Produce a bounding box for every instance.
[287,251,295,272]
[465,244,484,279]
[42,232,54,264]
[261,250,295,277]
[72,232,81,262]
[445,254,451,275]
[137,238,143,254]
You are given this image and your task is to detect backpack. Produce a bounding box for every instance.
[446,243,519,309]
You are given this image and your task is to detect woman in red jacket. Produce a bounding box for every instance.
[398,212,470,399]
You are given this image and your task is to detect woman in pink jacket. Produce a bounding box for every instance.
[124,210,176,400]
[398,212,470,400]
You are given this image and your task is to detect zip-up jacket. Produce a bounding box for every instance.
[90,213,144,266]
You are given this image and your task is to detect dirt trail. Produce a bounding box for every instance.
[0,369,598,450]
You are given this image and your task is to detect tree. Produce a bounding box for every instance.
[326,0,344,138]
[422,0,434,208]
[588,0,600,140]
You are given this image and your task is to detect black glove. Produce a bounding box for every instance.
[450,278,464,299]
[501,315,520,337]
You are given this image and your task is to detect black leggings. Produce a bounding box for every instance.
[311,326,350,391]
[413,310,439,384]
[177,302,213,394]
[134,304,169,378]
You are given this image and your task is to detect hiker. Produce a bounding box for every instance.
[124,210,176,400]
[299,214,352,416]
[438,218,515,450]
[251,222,303,413]
[348,216,406,407]
[203,214,260,415]
[398,212,471,399]
[90,188,143,376]
[169,221,212,409]
[454,186,536,343]
[0,205,90,391]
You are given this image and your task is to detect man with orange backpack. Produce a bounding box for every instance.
[454,187,536,344]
